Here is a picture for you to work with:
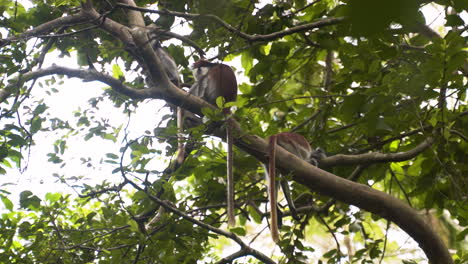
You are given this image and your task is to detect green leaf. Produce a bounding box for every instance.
[1,194,13,211]
[323,249,337,258]
[241,52,253,73]
[455,228,467,241]
[112,64,124,80]
[270,42,291,57]
[45,192,61,203]
[106,153,119,159]
[215,96,225,108]
[229,227,246,236]
[30,117,42,134]
[388,140,400,152]
[247,204,262,223]
[445,14,464,26]
[33,103,47,115]
[19,191,41,210]
[238,83,252,95]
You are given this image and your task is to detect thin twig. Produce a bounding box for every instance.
[257,94,349,107]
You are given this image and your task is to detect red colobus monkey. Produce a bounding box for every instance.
[267,132,325,242]
[190,59,237,109]
[189,59,238,226]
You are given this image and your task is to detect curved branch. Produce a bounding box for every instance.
[450,129,467,142]
[320,137,435,167]
[355,110,467,153]
[115,3,345,42]
[326,123,357,134]
[214,249,275,264]
[0,65,152,104]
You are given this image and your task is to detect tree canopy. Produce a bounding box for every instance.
[0,0,466,263]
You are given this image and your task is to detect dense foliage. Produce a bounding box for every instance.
[0,0,466,263]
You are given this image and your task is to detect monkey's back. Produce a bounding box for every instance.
[205,64,237,104]
[276,132,312,161]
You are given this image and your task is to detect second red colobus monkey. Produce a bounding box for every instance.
[149,38,185,162]
[267,132,325,242]
[151,42,180,87]
[189,59,238,226]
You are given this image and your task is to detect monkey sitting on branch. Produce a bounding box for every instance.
[266,132,326,242]
[188,59,238,227]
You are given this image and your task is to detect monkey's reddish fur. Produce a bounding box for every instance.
[276,132,312,161]
[192,59,237,105]
[268,132,312,243]
[191,59,238,227]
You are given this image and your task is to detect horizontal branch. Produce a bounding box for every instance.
[321,137,435,167]
[116,3,345,42]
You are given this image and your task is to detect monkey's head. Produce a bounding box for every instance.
[192,59,217,69]
[192,59,216,81]
[309,147,327,166]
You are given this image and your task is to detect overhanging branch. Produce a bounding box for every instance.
[115,3,346,42]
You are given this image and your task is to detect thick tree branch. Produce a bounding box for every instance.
[128,27,173,92]
[119,0,145,28]
[81,5,133,45]
[288,165,369,216]
[234,133,451,264]
[115,3,345,42]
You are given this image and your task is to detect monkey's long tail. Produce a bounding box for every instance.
[226,120,236,227]
[176,107,185,165]
[268,135,280,243]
